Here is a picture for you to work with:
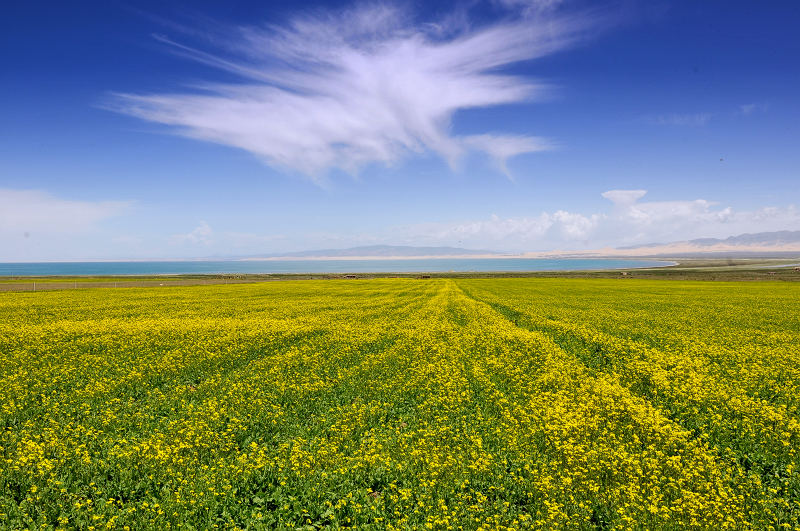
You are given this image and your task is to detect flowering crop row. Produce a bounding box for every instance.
[1,278,798,529]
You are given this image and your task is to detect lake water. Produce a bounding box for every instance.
[0,258,673,276]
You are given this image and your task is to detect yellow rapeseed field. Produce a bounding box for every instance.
[1,278,798,529]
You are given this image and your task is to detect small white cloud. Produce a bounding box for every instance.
[0,189,130,235]
[172,221,213,245]
[601,189,647,206]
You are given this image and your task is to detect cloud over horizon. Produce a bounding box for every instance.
[109,3,601,181]
[391,190,800,251]
[1,187,797,261]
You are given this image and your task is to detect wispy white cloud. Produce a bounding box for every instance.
[0,189,130,236]
[168,222,288,251]
[0,189,133,261]
[109,3,603,181]
[494,0,567,15]
[645,103,770,126]
[738,102,769,116]
[647,113,712,126]
[462,134,553,175]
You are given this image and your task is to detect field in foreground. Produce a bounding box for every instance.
[1,279,799,529]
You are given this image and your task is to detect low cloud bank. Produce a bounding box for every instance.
[391,190,800,251]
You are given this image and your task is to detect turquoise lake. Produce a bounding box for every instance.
[0,258,673,276]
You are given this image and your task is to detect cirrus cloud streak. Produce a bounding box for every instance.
[109,4,602,180]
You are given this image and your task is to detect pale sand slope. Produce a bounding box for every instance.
[242,243,800,261]
[520,242,800,258]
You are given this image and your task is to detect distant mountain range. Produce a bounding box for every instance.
[621,230,800,249]
[532,230,800,258]
[240,231,800,260]
[242,245,498,260]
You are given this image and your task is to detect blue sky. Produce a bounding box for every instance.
[2,0,799,260]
